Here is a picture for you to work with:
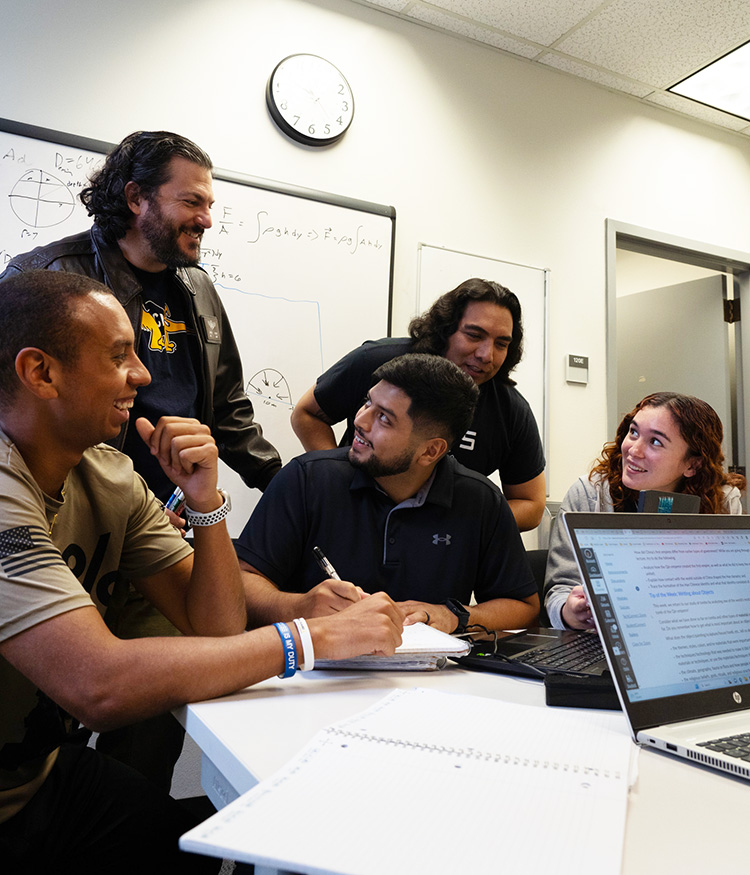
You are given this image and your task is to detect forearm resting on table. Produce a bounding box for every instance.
[2,595,403,733]
[401,594,539,633]
[242,564,304,626]
[468,594,540,631]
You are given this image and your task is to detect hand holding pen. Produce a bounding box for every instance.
[307,546,368,612]
[163,486,188,536]
[165,486,186,516]
[313,546,341,580]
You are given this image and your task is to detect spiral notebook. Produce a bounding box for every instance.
[181,687,634,874]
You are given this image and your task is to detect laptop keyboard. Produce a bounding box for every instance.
[522,633,605,672]
[697,733,750,761]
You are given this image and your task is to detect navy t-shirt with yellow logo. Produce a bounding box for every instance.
[123,267,202,502]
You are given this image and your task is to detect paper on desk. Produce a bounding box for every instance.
[314,621,471,670]
[181,687,634,875]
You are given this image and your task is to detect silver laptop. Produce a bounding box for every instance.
[564,511,750,780]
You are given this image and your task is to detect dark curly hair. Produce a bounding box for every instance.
[408,278,523,385]
[591,392,746,514]
[80,131,212,242]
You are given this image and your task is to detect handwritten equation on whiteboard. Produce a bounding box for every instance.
[1,132,387,277]
[212,205,384,251]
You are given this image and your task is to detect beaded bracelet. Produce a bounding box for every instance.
[273,622,297,678]
[292,617,315,671]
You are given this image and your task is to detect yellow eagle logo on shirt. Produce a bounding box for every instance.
[141,301,188,353]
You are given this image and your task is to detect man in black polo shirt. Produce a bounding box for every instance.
[240,354,539,634]
[290,278,546,533]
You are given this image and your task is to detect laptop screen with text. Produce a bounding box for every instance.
[572,525,750,701]
[564,513,750,729]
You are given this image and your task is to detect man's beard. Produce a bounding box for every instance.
[348,443,415,478]
[141,197,202,268]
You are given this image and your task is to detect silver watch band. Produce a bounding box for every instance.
[184,489,231,527]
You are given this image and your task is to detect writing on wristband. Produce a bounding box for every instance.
[292,617,315,671]
[273,622,297,678]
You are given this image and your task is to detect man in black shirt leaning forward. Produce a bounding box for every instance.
[291,278,546,532]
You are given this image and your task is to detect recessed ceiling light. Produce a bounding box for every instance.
[669,41,750,121]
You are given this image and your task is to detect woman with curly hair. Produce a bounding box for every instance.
[544,392,745,629]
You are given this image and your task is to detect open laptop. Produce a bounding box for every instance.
[453,627,609,679]
[564,511,750,780]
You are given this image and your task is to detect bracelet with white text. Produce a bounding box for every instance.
[273,622,297,678]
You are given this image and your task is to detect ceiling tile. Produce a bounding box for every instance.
[418,0,606,45]
[539,53,653,98]
[407,6,541,58]
[357,0,750,137]
[555,0,750,88]
[363,0,412,9]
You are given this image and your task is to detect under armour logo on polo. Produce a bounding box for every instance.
[432,534,452,546]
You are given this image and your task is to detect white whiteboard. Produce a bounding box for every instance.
[0,119,395,535]
[417,243,548,462]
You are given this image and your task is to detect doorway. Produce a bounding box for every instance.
[606,220,750,489]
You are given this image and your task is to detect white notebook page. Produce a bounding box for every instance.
[181,687,634,875]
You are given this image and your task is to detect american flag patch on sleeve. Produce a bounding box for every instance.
[0,526,67,576]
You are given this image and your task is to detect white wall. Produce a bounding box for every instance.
[3,0,750,498]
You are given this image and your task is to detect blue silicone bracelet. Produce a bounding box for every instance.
[273,622,297,678]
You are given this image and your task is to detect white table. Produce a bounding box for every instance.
[176,665,749,874]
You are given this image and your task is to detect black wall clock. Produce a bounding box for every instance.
[266,54,355,146]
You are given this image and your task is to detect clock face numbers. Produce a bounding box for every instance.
[266,54,354,146]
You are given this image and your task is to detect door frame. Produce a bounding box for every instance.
[606,219,750,474]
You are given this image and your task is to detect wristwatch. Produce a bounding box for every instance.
[184,489,232,527]
[444,598,470,634]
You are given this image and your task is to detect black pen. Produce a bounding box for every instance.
[313,546,341,581]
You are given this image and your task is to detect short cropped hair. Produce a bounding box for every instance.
[409,277,524,385]
[0,270,113,406]
[80,131,213,242]
[372,353,479,447]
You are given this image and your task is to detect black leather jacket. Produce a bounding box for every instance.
[0,226,281,490]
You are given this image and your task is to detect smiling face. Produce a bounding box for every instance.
[443,301,514,385]
[620,404,699,494]
[349,380,424,478]
[55,292,151,449]
[137,156,214,269]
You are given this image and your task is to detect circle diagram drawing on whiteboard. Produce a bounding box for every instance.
[247,369,293,408]
[10,169,75,227]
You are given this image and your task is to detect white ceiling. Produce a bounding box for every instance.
[354,0,750,137]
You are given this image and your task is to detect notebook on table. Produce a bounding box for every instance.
[315,621,470,671]
[180,687,634,875]
[564,511,750,781]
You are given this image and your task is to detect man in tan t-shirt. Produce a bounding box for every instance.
[0,270,402,873]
